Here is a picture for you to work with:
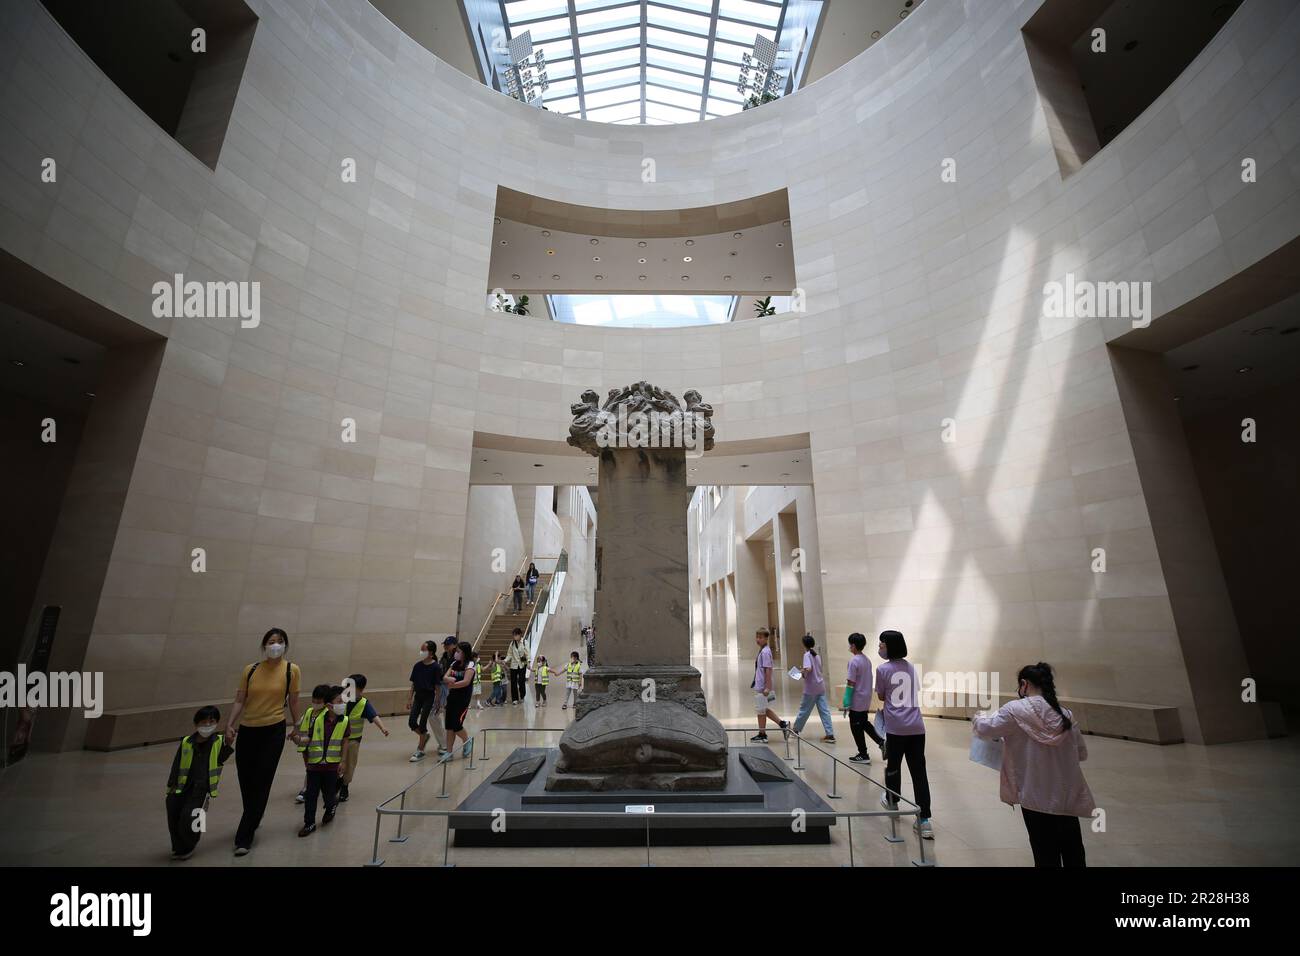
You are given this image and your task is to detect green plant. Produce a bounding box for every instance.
[754,295,775,317]
[742,91,779,111]
[493,293,531,316]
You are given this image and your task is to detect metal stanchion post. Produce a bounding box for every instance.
[482,728,490,761]
[365,811,385,866]
[912,819,935,867]
[793,734,805,771]
[443,815,453,867]
[783,729,792,761]
[845,816,854,868]
[390,791,410,842]
[885,806,904,843]
[438,758,450,799]
[827,753,841,799]
[644,815,652,867]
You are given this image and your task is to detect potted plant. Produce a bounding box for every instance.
[742,91,779,111]
[754,295,776,317]
[493,293,531,316]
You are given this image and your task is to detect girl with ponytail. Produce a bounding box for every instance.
[972,662,1096,867]
[791,634,836,742]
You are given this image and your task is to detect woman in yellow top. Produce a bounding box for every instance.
[223,628,303,856]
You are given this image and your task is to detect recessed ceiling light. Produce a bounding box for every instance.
[723,275,732,281]
[552,274,561,280]
[10,359,25,367]
[533,463,543,467]
[870,30,881,39]
[740,464,749,468]
[1173,396,1182,402]
[681,275,689,281]
[776,242,784,248]
[1237,366,1253,373]
[499,239,508,245]
[594,275,603,280]
[780,473,790,477]
[511,273,520,280]
[683,256,692,262]
[84,391,95,398]
[685,239,695,246]
[589,238,599,245]
[542,230,551,237]
[638,275,647,281]
[637,241,647,247]
[494,217,501,224]
[763,276,772,281]
[546,248,556,255]
[733,232,742,239]
[481,458,487,462]
[1181,364,1199,371]
[782,219,791,226]
[899,8,909,17]
[792,459,800,463]
[593,256,600,261]
[638,257,646,263]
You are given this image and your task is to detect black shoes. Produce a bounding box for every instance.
[338,784,349,803]
[298,824,316,837]
[322,808,336,825]
[779,720,791,740]
[750,732,768,742]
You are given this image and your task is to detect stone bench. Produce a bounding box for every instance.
[84,687,413,751]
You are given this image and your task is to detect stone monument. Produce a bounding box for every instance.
[545,383,728,792]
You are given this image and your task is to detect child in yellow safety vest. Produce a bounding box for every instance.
[165,705,233,861]
[560,652,583,711]
[295,685,327,805]
[338,673,390,805]
[295,684,350,837]
[473,655,484,709]
[534,656,551,707]
[488,653,507,706]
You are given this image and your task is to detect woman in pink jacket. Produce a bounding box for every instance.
[972,662,1095,867]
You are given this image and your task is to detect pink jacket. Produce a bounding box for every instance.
[972,696,1096,818]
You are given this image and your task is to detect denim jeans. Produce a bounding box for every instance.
[512,591,523,612]
[792,692,834,737]
[526,582,536,603]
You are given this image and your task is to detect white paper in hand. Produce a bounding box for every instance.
[787,665,802,680]
[969,733,1003,771]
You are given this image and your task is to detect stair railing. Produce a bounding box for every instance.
[470,554,532,654]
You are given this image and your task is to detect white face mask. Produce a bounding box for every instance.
[265,642,285,659]
[196,724,217,737]
[332,702,347,716]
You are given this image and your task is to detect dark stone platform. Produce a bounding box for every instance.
[450,746,837,847]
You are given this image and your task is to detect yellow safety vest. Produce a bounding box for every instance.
[564,661,582,684]
[174,733,224,798]
[305,710,351,765]
[473,666,481,688]
[346,696,368,740]
[538,664,550,685]
[296,707,319,753]
[491,664,503,682]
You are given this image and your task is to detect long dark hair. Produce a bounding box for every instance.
[802,633,817,656]
[261,627,288,648]
[1018,662,1071,731]
[457,641,476,666]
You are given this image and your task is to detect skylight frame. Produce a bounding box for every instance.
[498,0,795,123]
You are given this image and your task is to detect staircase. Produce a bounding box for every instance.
[475,572,553,662]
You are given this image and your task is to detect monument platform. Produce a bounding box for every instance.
[450,746,837,847]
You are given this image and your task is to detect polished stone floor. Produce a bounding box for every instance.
[1,651,1296,866]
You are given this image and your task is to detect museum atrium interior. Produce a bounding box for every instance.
[0,0,1297,870]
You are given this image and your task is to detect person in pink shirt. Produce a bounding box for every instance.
[874,629,933,839]
[791,634,835,742]
[842,633,886,763]
[972,662,1095,867]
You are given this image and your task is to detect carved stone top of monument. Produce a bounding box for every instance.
[566,381,714,457]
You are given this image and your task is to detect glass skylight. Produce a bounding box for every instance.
[549,294,737,327]
[499,0,796,123]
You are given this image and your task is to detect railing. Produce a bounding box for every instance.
[520,549,567,660]
[365,723,933,867]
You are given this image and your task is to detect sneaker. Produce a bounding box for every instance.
[749,732,769,742]
[849,752,871,763]
[461,740,474,758]
[173,850,194,861]
[322,808,336,826]
[437,751,454,764]
[822,735,837,743]
[561,705,567,710]
[298,824,316,837]
[233,846,250,857]
[437,748,450,756]
[914,818,934,840]
[409,751,425,762]
[337,784,349,803]
[779,720,791,741]
[295,790,305,803]
[880,793,898,811]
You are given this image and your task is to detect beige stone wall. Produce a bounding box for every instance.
[3,0,1297,746]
